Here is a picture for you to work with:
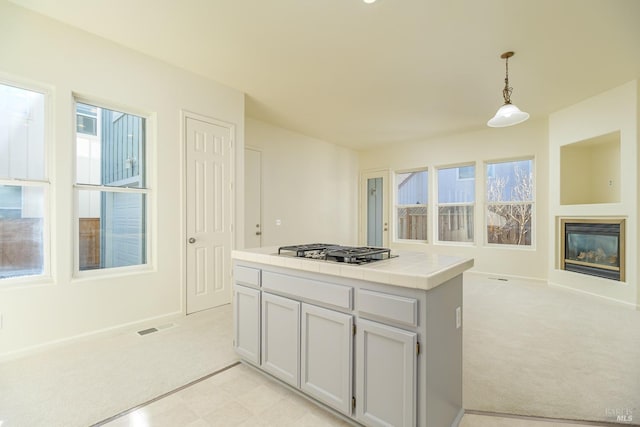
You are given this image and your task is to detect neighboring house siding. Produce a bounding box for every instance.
[437,168,474,203]
[101,111,144,186]
[397,172,427,204]
[100,110,146,268]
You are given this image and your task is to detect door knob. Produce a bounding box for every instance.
[188,237,196,244]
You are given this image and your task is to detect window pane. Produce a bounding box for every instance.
[0,185,45,279]
[396,170,428,241]
[78,190,146,271]
[438,205,474,242]
[486,159,533,202]
[0,84,45,180]
[76,103,145,188]
[438,166,475,203]
[486,159,534,246]
[487,203,532,245]
[397,206,427,240]
[396,171,427,204]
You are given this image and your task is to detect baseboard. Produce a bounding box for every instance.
[0,310,184,362]
[451,408,465,427]
[548,281,639,310]
[464,270,547,285]
[467,271,639,310]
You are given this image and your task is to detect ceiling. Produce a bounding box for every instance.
[9,0,640,150]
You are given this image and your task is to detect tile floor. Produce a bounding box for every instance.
[100,363,600,427]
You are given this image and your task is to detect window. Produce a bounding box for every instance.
[486,159,534,246]
[75,100,148,272]
[437,165,475,243]
[395,170,428,241]
[0,82,48,280]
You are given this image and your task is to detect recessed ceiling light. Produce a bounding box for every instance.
[363,0,377,4]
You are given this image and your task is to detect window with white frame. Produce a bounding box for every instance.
[75,100,149,272]
[437,165,475,243]
[0,82,48,280]
[486,158,534,246]
[395,169,428,241]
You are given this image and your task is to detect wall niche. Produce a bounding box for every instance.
[560,131,621,205]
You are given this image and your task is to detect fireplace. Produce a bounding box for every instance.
[560,218,625,281]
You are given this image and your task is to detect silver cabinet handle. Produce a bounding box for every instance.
[188,237,196,244]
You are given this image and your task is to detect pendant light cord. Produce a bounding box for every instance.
[502,55,513,105]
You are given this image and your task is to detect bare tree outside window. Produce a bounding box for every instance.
[486,161,533,246]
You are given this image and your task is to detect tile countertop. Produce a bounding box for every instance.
[232,246,474,291]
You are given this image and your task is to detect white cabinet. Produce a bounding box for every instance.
[301,303,353,415]
[261,292,300,387]
[356,318,417,427]
[233,285,261,365]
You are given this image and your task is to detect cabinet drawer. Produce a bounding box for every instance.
[262,271,352,309]
[357,289,418,327]
[235,265,261,287]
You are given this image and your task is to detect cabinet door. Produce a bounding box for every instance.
[261,292,300,387]
[356,318,417,427]
[301,303,353,415]
[233,284,261,365]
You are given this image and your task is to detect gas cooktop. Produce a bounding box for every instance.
[278,243,394,265]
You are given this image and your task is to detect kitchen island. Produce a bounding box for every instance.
[232,246,473,427]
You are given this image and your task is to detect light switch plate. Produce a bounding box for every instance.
[455,307,461,329]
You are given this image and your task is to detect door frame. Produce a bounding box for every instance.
[244,146,263,249]
[359,169,390,247]
[181,110,236,314]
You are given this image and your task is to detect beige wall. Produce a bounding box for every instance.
[0,1,245,357]
[358,118,549,280]
[245,118,359,247]
[549,80,638,307]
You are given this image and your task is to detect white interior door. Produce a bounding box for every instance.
[185,116,233,314]
[360,170,389,247]
[244,148,262,248]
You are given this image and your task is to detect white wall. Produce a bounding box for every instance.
[359,118,549,280]
[245,118,359,247]
[548,80,638,307]
[0,1,245,357]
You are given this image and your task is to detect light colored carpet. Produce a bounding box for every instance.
[463,274,640,424]
[0,305,238,427]
[1,277,638,427]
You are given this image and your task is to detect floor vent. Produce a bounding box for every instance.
[137,327,158,336]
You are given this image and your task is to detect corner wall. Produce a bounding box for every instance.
[245,118,359,247]
[0,1,245,357]
[548,80,638,307]
[358,118,549,280]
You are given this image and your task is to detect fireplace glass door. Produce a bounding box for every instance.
[561,219,624,281]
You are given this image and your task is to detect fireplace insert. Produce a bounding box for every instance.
[560,218,625,281]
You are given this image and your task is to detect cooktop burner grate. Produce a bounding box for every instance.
[278,244,393,264]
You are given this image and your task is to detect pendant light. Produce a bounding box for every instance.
[487,51,529,127]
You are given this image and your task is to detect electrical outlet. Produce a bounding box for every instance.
[455,307,461,329]
[275,219,282,226]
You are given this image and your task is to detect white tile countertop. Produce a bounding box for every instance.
[232,246,474,291]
